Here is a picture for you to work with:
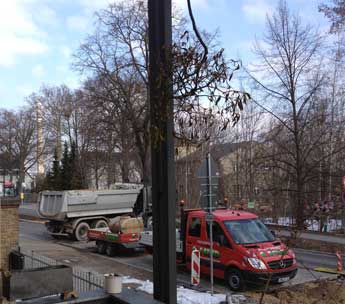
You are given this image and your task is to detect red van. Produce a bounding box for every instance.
[140,207,297,291]
[181,208,297,291]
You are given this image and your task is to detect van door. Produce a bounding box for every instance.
[185,216,203,267]
[206,221,235,278]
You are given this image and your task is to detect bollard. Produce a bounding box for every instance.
[191,248,200,286]
[336,251,342,272]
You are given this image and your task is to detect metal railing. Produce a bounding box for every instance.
[21,250,104,292]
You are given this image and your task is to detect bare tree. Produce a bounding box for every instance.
[31,85,74,160]
[73,0,248,184]
[320,0,345,33]
[0,106,38,193]
[247,0,328,228]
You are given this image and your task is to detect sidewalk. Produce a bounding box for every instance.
[275,229,345,245]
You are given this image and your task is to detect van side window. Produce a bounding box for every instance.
[189,217,201,237]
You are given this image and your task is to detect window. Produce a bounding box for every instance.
[188,217,201,237]
[207,221,230,248]
[223,218,275,244]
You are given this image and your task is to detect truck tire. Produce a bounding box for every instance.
[106,244,116,257]
[74,222,90,241]
[146,216,153,229]
[225,268,246,292]
[94,220,108,229]
[96,241,107,254]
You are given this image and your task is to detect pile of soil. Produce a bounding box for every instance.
[248,280,345,304]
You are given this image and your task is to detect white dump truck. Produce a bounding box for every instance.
[38,184,151,241]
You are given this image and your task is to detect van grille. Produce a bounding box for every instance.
[268,258,293,270]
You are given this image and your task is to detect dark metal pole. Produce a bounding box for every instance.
[206,153,214,295]
[148,0,176,303]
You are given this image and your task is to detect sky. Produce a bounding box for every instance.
[0,0,329,109]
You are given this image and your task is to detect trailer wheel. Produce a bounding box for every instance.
[94,220,108,229]
[74,222,90,241]
[106,244,115,257]
[225,268,246,292]
[96,241,107,254]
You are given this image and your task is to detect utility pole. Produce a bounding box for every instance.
[206,152,214,295]
[148,0,177,303]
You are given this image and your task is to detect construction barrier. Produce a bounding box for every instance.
[336,251,343,272]
[315,251,345,275]
[191,248,200,286]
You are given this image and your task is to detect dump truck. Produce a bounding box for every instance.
[38,184,151,241]
[140,207,297,291]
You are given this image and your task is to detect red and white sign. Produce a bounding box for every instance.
[191,248,200,286]
[336,251,342,272]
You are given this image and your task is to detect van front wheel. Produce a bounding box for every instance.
[225,268,246,292]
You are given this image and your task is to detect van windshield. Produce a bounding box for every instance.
[223,218,275,244]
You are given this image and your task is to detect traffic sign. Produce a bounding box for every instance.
[197,154,220,209]
[205,213,214,222]
[247,201,255,209]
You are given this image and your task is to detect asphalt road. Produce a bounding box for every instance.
[19,203,345,244]
[18,220,337,293]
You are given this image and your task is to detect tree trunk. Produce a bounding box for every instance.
[19,160,25,194]
[120,128,130,183]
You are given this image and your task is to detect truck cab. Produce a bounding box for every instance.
[182,208,297,291]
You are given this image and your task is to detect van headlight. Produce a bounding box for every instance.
[247,258,267,270]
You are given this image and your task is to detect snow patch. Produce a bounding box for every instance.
[122,276,248,304]
[177,286,225,304]
[264,217,345,232]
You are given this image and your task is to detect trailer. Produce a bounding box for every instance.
[38,184,151,241]
[87,227,141,256]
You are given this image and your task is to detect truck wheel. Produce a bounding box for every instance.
[106,244,115,257]
[94,220,108,229]
[74,222,90,241]
[226,268,246,292]
[146,216,153,229]
[97,241,107,254]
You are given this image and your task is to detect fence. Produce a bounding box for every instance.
[21,250,104,293]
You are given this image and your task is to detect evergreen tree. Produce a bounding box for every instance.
[43,149,61,190]
[61,141,72,190]
[70,141,84,189]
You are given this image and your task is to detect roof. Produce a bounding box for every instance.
[176,141,257,163]
[188,208,258,221]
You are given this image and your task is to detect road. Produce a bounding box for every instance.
[19,203,345,245]
[18,220,336,294]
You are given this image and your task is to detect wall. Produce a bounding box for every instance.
[0,198,19,271]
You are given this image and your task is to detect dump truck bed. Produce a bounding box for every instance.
[38,185,143,221]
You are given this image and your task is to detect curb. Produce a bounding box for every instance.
[19,214,46,223]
